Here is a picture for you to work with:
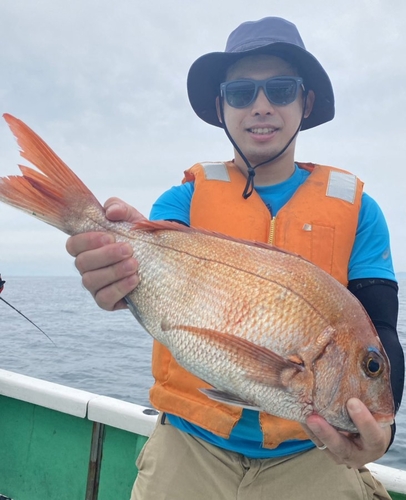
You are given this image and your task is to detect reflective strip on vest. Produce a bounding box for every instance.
[201,162,231,182]
[326,171,357,203]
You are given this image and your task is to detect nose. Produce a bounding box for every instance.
[251,88,275,115]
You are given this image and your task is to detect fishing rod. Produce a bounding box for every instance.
[0,278,55,345]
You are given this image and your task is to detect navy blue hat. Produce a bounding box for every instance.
[187,17,335,131]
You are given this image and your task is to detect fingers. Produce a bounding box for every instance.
[305,414,357,466]
[65,227,140,311]
[90,270,140,311]
[66,232,115,257]
[64,198,144,311]
[345,398,391,455]
[305,399,391,469]
[78,243,139,311]
[79,243,139,307]
[301,422,327,450]
[104,198,146,224]
[75,241,133,274]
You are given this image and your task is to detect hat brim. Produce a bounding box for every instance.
[187,42,334,131]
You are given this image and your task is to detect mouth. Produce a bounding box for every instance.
[248,127,278,135]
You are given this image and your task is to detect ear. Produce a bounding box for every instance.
[304,90,315,119]
[215,96,223,124]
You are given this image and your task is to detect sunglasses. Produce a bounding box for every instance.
[220,76,304,108]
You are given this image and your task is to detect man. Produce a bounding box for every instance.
[67,17,404,499]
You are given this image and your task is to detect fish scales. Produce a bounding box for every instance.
[130,230,344,348]
[133,236,322,338]
[0,114,395,431]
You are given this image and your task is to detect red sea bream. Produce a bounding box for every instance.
[0,114,394,432]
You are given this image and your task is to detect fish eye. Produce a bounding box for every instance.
[362,349,384,378]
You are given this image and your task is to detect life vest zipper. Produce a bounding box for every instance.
[268,216,276,245]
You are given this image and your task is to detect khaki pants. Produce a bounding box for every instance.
[130,415,391,500]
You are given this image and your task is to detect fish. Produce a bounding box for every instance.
[0,113,394,432]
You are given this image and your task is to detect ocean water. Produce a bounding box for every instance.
[0,275,405,471]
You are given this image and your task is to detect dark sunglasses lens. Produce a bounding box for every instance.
[225,81,256,108]
[265,79,298,105]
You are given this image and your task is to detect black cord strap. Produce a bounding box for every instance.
[219,89,308,199]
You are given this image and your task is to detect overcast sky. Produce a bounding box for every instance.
[0,0,405,276]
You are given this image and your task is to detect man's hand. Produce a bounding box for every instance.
[66,197,145,311]
[304,398,392,469]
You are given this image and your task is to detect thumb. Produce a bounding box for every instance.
[104,197,146,224]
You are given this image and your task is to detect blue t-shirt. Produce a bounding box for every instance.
[149,163,396,458]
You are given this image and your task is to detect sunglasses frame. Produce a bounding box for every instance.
[220,76,304,109]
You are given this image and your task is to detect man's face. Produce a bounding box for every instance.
[217,54,313,168]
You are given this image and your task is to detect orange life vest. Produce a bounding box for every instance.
[149,161,364,448]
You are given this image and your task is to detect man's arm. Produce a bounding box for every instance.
[348,278,404,451]
[348,278,404,414]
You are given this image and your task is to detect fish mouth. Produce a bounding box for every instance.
[373,413,395,427]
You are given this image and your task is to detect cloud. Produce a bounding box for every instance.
[1,0,406,274]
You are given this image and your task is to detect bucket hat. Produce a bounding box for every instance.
[187,17,334,131]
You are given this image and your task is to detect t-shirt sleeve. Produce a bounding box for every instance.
[348,193,396,281]
[149,182,194,224]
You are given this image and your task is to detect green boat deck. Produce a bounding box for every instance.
[0,369,156,499]
[0,369,405,500]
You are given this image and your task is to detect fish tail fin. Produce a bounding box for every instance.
[0,113,102,234]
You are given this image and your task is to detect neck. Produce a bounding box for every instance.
[234,150,296,186]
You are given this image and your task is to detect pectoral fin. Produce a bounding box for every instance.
[199,388,262,411]
[161,321,304,387]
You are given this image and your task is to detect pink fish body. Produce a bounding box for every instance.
[0,114,394,432]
